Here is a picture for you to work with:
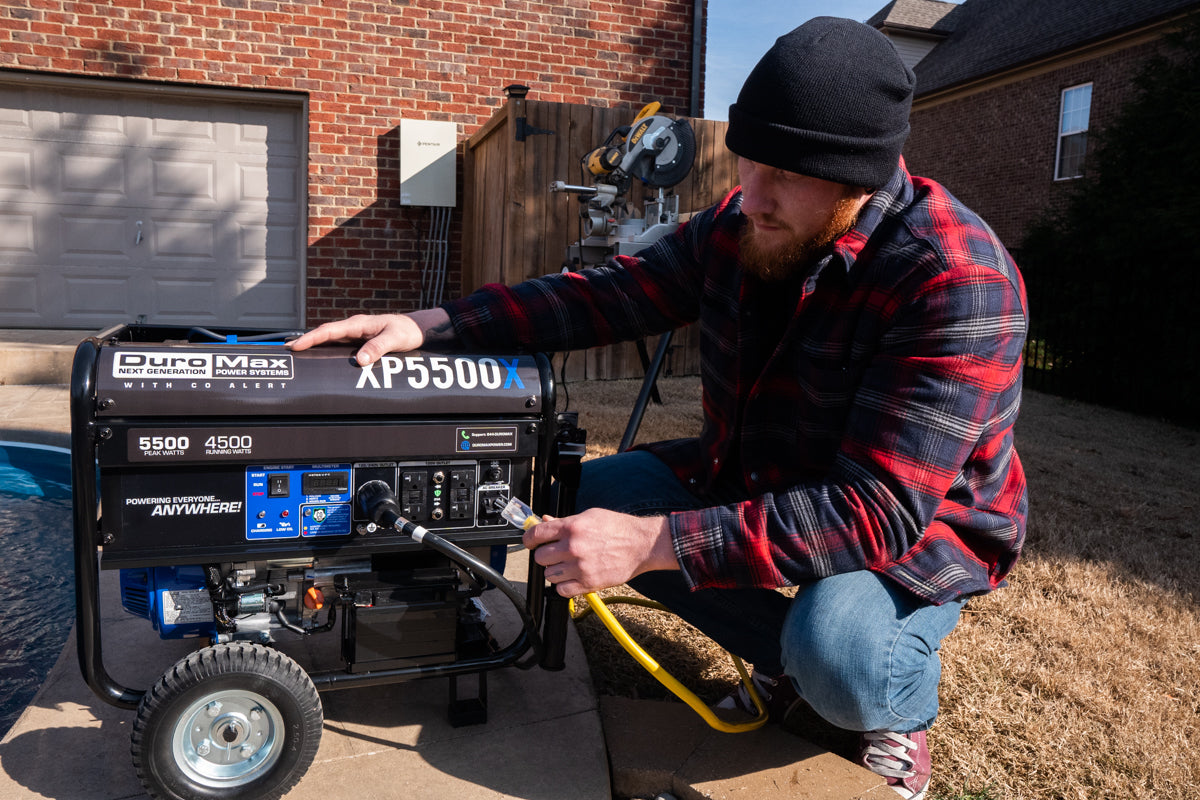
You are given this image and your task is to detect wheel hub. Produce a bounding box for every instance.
[173,691,284,787]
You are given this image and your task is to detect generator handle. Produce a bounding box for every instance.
[70,338,144,709]
[522,354,559,635]
[536,412,586,671]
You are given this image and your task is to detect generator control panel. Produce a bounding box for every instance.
[243,459,514,541]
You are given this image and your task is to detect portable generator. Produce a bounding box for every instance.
[70,323,577,800]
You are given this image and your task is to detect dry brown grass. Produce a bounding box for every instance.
[561,375,1200,800]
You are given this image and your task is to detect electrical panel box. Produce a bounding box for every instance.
[400,118,457,207]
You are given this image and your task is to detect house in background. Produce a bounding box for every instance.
[869,0,961,70]
[871,0,1200,251]
[0,1,706,331]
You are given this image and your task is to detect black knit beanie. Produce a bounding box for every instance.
[725,17,915,190]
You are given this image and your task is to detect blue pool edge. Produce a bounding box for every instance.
[0,429,70,451]
[0,433,76,742]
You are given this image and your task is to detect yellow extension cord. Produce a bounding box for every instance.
[508,503,768,733]
[571,592,769,733]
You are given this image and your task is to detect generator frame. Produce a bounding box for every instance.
[69,323,574,800]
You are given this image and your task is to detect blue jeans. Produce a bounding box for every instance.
[574,450,966,734]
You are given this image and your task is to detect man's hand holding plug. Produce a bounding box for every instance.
[522,509,678,597]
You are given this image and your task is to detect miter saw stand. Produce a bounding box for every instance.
[550,102,696,451]
[549,182,685,267]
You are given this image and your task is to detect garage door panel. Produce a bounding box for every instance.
[0,148,32,194]
[235,276,301,327]
[62,151,130,200]
[239,164,270,202]
[227,156,302,210]
[0,270,39,319]
[62,272,135,319]
[240,221,300,262]
[61,213,134,260]
[0,87,41,137]
[152,277,223,323]
[59,92,133,139]
[240,163,300,204]
[0,102,31,128]
[149,114,218,146]
[238,106,300,147]
[152,219,219,260]
[151,157,217,205]
[0,211,35,255]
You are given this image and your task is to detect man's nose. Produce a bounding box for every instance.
[740,185,775,221]
[737,160,772,219]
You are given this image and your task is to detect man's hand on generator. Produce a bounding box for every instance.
[288,308,455,365]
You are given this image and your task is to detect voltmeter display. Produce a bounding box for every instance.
[301,471,349,495]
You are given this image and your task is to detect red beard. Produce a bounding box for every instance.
[740,194,864,281]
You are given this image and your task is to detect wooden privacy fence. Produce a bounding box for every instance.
[462,94,736,382]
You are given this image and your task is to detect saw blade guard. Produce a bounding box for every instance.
[624,116,696,189]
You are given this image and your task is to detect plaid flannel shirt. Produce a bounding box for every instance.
[442,164,1028,605]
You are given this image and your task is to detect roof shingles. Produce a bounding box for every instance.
[868,0,962,34]
[898,0,1200,95]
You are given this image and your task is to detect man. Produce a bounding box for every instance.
[291,18,1028,799]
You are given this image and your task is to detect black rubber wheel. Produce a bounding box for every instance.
[131,642,322,800]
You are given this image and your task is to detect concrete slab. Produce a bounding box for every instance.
[0,384,71,441]
[0,329,91,347]
[601,697,888,800]
[297,709,606,800]
[0,329,84,386]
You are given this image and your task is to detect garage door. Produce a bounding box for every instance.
[0,79,305,330]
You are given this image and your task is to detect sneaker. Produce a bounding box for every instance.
[713,670,806,723]
[858,729,931,799]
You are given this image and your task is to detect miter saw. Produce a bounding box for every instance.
[550,102,697,450]
[551,101,696,268]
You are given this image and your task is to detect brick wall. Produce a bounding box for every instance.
[1,0,703,325]
[903,38,1163,253]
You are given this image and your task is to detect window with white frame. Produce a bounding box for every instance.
[1055,83,1093,180]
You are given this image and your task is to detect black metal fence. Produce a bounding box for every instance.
[1021,280,1198,428]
